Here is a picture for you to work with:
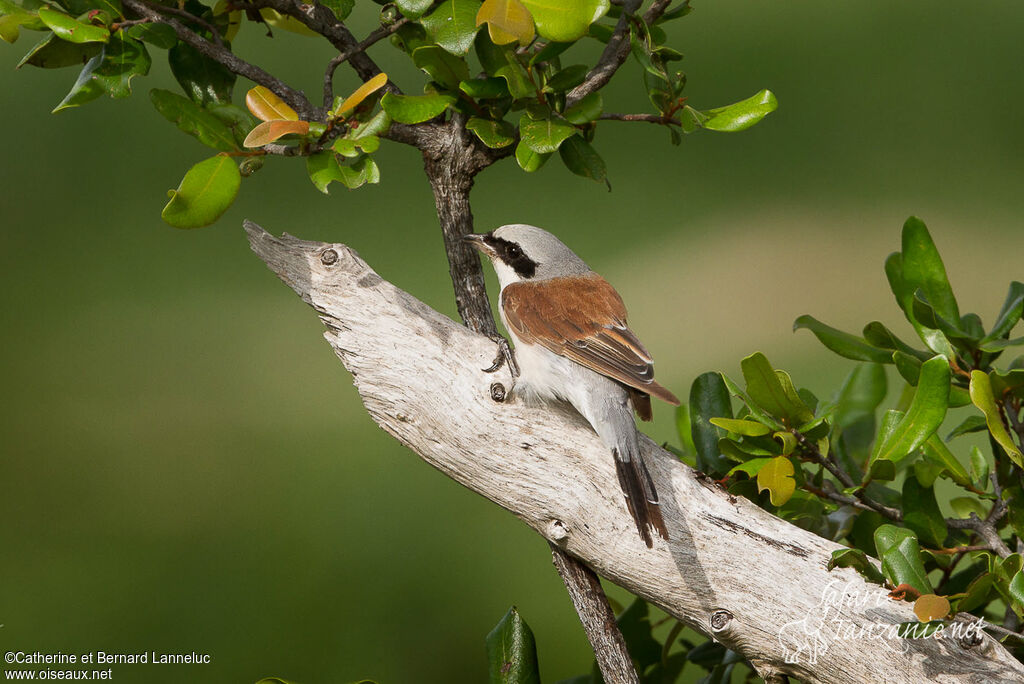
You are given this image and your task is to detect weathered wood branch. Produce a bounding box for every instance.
[244,220,1024,683]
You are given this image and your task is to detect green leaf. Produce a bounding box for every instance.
[412,45,470,89]
[486,607,540,684]
[709,417,771,437]
[726,457,772,477]
[970,445,989,490]
[862,321,932,361]
[529,39,571,65]
[475,32,532,98]
[168,40,235,106]
[395,0,434,17]
[380,91,455,123]
[38,7,109,43]
[207,102,259,148]
[833,363,887,429]
[982,281,1024,345]
[18,31,101,68]
[793,315,893,364]
[520,0,608,42]
[319,0,353,21]
[969,370,1024,468]
[348,109,392,139]
[563,91,602,124]
[459,76,509,99]
[901,216,960,324]
[979,336,1024,353]
[305,152,379,193]
[558,134,606,184]
[901,477,945,548]
[421,0,480,56]
[702,89,777,132]
[466,116,516,148]
[150,88,238,151]
[955,572,994,613]
[874,524,933,594]
[740,352,814,426]
[543,63,588,93]
[688,372,733,477]
[828,547,886,584]
[990,368,1024,399]
[125,22,176,49]
[950,497,987,522]
[514,140,549,172]
[53,32,151,112]
[161,155,240,229]
[869,356,950,468]
[920,434,971,488]
[946,415,988,441]
[519,113,576,153]
[756,456,795,506]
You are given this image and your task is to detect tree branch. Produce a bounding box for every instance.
[320,1,444,111]
[550,544,638,684]
[244,0,390,87]
[122,0,315,119]
[566,0,641,107]
[599,113,679,125]
[244,220,1024,683]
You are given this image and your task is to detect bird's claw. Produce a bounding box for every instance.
[483,335,519,378]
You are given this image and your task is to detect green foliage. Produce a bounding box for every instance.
[675,217,1024,659]
[0,0,776,228]
[486,606,541,684]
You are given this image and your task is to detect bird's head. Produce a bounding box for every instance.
[463,224,589,289]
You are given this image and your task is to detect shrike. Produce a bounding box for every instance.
[464,224,679,548]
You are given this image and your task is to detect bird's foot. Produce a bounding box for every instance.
[483,334,519,378]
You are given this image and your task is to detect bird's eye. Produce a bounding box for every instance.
[507,244,522,259]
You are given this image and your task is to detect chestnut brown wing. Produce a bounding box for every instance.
[502,275,680,406]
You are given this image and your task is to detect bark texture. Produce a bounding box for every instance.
[245,221,1024,684]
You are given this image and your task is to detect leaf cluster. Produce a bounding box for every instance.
[2,0,777,227]
[673,217,1024,657]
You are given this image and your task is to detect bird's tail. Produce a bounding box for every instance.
[613,448,669,548]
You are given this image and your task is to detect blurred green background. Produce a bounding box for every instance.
[3,1,1024,682]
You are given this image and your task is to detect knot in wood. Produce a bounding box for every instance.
[490,383,507,402]
[320,248,339,266]
[710,609,733,633]
[546,519,569,542]
[957,627,984,651]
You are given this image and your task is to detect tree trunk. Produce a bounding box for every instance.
[245,221,1024,684]
[419,121,638,683]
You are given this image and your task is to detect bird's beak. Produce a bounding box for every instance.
[462,232,496,257]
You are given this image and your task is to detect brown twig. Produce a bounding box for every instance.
[550,545,639,684]
[599,112,680,125]
[946,513,1012,559]
[566,0,642,107]
[242,0,391,88]
[136,0,225,48]
[122,0,314,119]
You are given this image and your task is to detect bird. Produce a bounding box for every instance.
[464,224,680,548]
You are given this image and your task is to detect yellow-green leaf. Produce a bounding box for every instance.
[243,119,310,148]
[245,85,298,122]
[258,8,319,36]
[38,7,109,44]
[335,72,389,118]
[756,456,795,506]
[476,0,534,46]
[913,594,950,622]
[969,370,1024,468]
[161,155,241,229]
[520,0,607,42]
